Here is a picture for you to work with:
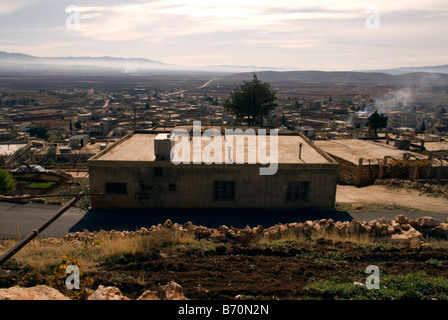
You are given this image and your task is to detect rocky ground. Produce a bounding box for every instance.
[2,215,448,300]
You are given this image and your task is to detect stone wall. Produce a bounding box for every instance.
[329,155,378,186]
[330,153,447,186]
[58,215,448,245]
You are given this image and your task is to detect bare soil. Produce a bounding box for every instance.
[85,241,448,300]
[336,185,448,213]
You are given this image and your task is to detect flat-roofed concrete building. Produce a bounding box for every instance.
[315,139,448,186]
[88,127,339,209]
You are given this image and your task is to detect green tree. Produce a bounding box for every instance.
[223,74,277,125]
[367,111,388,136]
[45,146,57,165]
[419,119,426,133]
[74,120,82,130]
[0,169,16,194]
[29,127,48,140]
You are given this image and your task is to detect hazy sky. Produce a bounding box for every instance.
[0,0,447,70]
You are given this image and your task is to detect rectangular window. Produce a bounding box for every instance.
[214,181,235,201]
[106,182,127,195]
[169,183,176,192]
[287,182,309,201]
[154,167,163,177]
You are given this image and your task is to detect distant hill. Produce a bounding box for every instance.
[368,65,448,75]
[223,70,448,87]
[0,51,447,82]
[0,51,171,73]
[226,70,395,82]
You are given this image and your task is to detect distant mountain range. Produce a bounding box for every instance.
[364,65,448,75]
[0,51,447,85]
[0,51,172,72]
[224,70,448,88]
[0,51,301,74]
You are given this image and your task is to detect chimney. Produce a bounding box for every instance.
[154,133,172,160]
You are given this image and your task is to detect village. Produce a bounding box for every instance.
[0,74,447,204]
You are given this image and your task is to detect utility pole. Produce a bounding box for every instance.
[210,106,213,128]
[133,104,137,131]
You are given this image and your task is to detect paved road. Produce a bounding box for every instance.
[0,202,87,239]
[1,202,448,239]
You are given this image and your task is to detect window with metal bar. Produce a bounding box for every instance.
[286,182,309,201]
[213,181,235,201]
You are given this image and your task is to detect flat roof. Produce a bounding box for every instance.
[70,135,89,140]
[423,141,448,151]
[0,144,26,156]
[95,131,331,164]
[314,139,427,164]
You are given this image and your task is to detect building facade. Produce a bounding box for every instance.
[88,127,339,209]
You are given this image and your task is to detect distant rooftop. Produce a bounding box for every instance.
[315,139,426,164]
[70,134,89,140]
[0,144,26,156]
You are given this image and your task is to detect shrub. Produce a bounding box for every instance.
[19,254,94,300]
[304,271,448,300]
[0,169,16,194]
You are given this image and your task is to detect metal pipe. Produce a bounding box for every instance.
[0,191,85,266]
[33,193,101,198]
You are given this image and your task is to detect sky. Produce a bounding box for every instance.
[0,0,447,71]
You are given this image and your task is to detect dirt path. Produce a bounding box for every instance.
[336,185,448,213]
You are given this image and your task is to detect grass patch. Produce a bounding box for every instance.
[0,239,85,271]
[310,229,374,245]
[296,250,345,261]
[137,229,197,251]
[28,181,56,189]
[425,258,444,269]
[304,271,448,300]
[255,230,309,248]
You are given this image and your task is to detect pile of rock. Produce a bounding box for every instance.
[0,281,187,300]
[55,215,448,246]
[0,285,70,300]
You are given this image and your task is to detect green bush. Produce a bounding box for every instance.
[304,272,448,300]
[0,169,16,194]
[19,254,94,300]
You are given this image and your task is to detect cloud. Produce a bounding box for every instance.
[2,0,448,69]
[67,1,367,42]
[0,0,40,16]
[69,0,448,44]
